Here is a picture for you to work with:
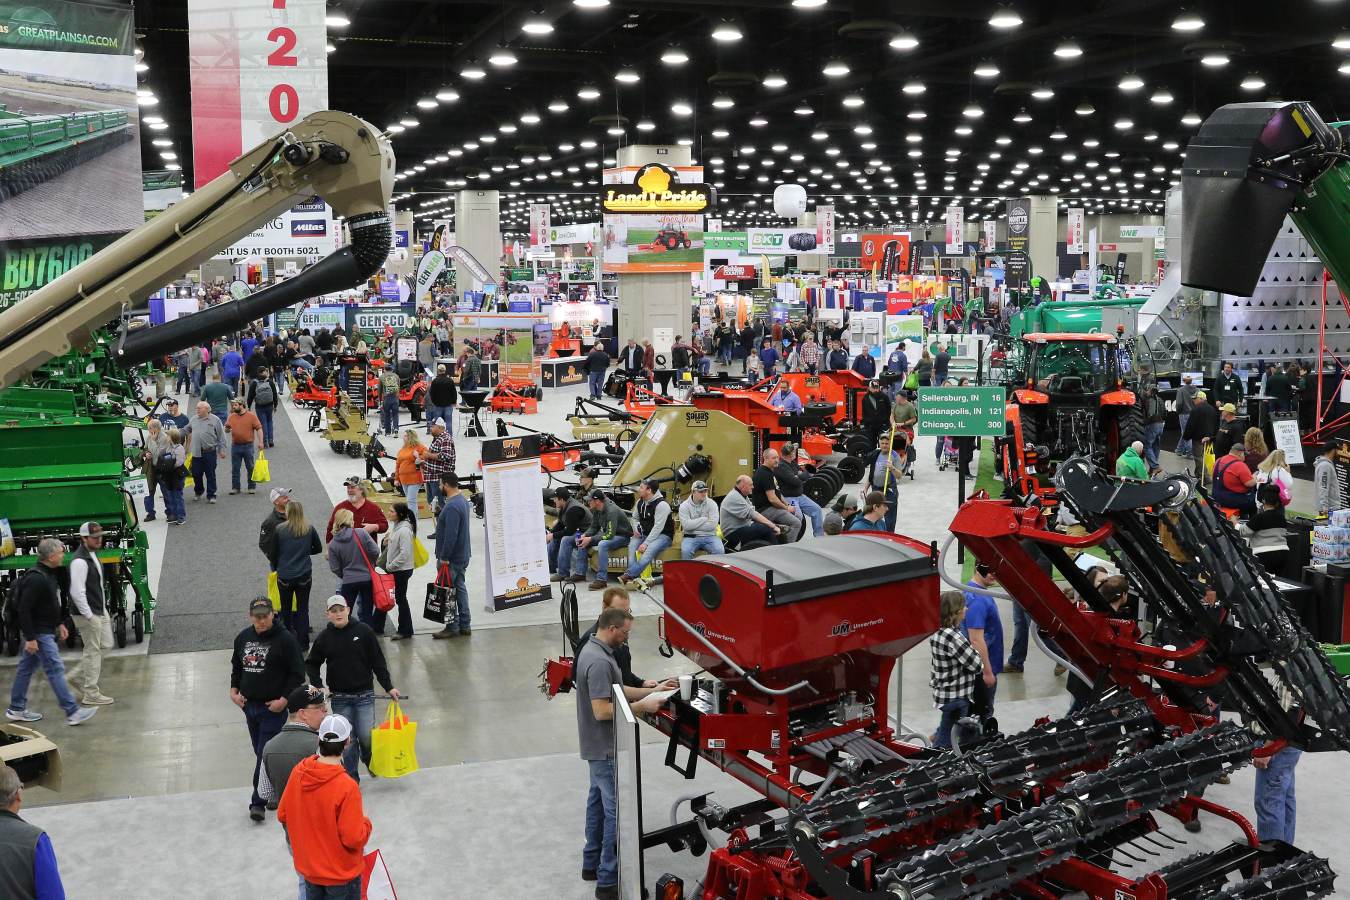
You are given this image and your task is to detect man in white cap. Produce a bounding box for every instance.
[420,418,456,519]
[67,523,115,706]
[678,482,723,558]
[258,487,293,564]
[277,713,372,898]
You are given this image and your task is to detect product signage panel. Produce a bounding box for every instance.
[547,222,600,245]
[703,232,749,252]
[601,163,712,214]
[712,264,757,281]
[945,206,964,254]
[189,0,338,257]
[860,233,911,279]
[1005,197,1031,290]
[480,448,553,613]
[602,213,704,274]
[529,204,551,257]
[816,204,835,255]
[980,220,997,252]
[1067,208,1085,254]
[1119,224,1164,240]
[748,228,832,255]
[347,302,415,333]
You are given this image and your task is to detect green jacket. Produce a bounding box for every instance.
[1115,447,1149,480]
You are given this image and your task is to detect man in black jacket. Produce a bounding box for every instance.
[619,339,642,375]
[1181,391,1220,484]
[306,596,399,783]
[548,487,591,581]
[1214,361,1245,408]
[860,380,892,445]
[576,587,673,691]
[585,342,610,400]
[5,539,97,727]
[425,364,458,434]
[230,598,306,822]
[257,487,291,567]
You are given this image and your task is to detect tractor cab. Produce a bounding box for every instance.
[1025,335,1120,399]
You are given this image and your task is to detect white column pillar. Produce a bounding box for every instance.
[454,189,500,291]
[1029,195,1059,282]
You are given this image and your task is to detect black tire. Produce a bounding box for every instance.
[734,539,772,552]
[329,440,345,454]
[803,474,834,506]
[1112,401,1146,459]
[663,235,678,251]
[836,455,865,483]
[113,613,127,649]
[133,610,144,643]
[819,466,845,495]
[346,442,364,459]
[844,435,872,458]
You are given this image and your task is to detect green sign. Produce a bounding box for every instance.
[918,386,1006,437]
[0,1,134,54]
[1,236,113,308]
[704,231,748,252]
[507,268,533,281]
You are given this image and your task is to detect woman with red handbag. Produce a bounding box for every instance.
[327,509,385,633]
[382,503,417,640]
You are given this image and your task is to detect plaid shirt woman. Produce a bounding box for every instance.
[930,591,983,749]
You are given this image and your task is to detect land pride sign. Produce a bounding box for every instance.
[917,386,1006,437]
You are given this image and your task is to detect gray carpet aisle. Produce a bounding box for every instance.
[150,398,336,653]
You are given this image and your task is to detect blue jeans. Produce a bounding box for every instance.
[230,443,256,491]
[1144,421,1164,469]
[163,485,186,521]
[579,536,629,580]
[256,404,275,445]
[588,370,605,399]
[329,691,375,783]
[1176,413,1192,456]
[340,580,384,634]
[438,560,471,632]
[191,451,219,499]
[175,365,191,393]
[304,877,361,899]
[402,483,421,528]
[1008,601,1030,668]
[698,356,712,376]
[1255,746,1302,843]
[584,758,618,887]
[681,534,724,559]
[553,531,583,574]
[425,404,453,433]
[244,701,287,807]
[790,495,825,537]
[624,533,671,579]
[934,698,973,750]
[9,633,79,717]
[381,393,400,435]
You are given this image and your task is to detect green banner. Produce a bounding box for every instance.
[507,267,533,281]
[918,386,1007,437]
[704,231,748,252]
[0,1,135,54]
[0,234,118,308]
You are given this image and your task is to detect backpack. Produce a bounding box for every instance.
[253,378,275,407]
[155,448,178,478]
[3,569,34,628]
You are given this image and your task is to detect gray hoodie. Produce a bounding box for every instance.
[327,526,379,584]
[383,519,415,572]
[678,496,720,537]
[1315,454,1342,515]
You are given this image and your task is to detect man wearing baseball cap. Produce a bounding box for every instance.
[258,684,327,807]
[229,598,306,822]
[157,397,188,432]
[678,481,723,559]
[66,523,115,707]
[277,713,372,898]
[324,477,388,543]
[258,487,293,564]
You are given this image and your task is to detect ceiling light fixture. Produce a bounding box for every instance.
[576,84,601,99]
[1114,117,1133,130]
[1150,89,1174,105]
[907,109,927,120]
[902,80,926,95]
[1031,85,1055,99]
[1171,8,1204,31]
[461,64,486,79]
[614,68,640,83]
[1118,72,1144,91]
[1054,40,1083,58]
[822,59,850,77]
[973,60,1000,78]
[711,20,743,41]
[792,0,827,7]
[436,89,460,103]
[988,4,1023,29]
[661,47,689,66]
[671,100,693,116]
[324,13,350,27]
[1200,52,1230,67]
[762,71,787,88]
[1075,101,1095,116]
[842,95,864,107]
[519,111,541,124]
[890,31,920,50]
[1240,73,1266,91]
[794,104,814,116]
[1334,34,1350,50]
[1013,107,1033,123]
[962,103,984,119]
[547,98,569,112]
[522,15,553,35]
[712,95,736,108]
[488,48,517,66]
[416,98,437,109]
[573,0,610,8]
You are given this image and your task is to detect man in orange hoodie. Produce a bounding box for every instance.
[277,714,372,899]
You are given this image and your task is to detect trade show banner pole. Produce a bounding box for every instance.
[1067,208,1085,255]
[945,206,964,254]
[480,436,552,613]
[188,0,339,259]
[1005,197,1031,290]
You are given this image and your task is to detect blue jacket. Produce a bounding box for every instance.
[435,492,472,564]
[851,354,876,378]
[221,350,243,379]
[886,350,908,375]
[771,389,803,413]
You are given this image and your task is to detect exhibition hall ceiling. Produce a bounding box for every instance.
[134,0,1350,231]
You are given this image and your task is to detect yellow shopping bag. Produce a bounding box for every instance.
[183,453,194,489]
[251,450,271,484]
[267,571,281,611]
[411,536,430,568]
[1202,443,1216,477]
[369,700,418,778]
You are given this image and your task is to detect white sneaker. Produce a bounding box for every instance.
[5,708,41,723]
[66,707,98,726]
[82,693,115,706]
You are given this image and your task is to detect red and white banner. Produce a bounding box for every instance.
[713,264,757,281]
[1067,207,1086,254]
[528,204,551,258]
[189,0,337,258]
[982,219,997,252]
[815,204,835,256]
[945,206,964,254]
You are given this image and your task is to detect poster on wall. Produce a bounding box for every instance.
[602,214,704,273]
[1067,207,1085,255]
[945,206,964,254]
[860,233,911,280]
[480,437,553,612]
[1005,197,1031,289]
[189,0,339,259]
[747,227,833,256]
[529,204,551,258]
[347,303,415,334]
[0,0,140,309]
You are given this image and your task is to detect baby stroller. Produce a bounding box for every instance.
[937,435,960,472]
[893,428,917,480]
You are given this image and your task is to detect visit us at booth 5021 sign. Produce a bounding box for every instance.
[601,163,712,214]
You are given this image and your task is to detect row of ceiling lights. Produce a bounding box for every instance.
[133,45,182,174]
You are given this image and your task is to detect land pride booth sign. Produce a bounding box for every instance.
[601,163,712,214]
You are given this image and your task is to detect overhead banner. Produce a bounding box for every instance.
[189,0,338,258]
[602,214,704,274]
[1119,224,1164,239]
[945,206,964,254]
[0,0,141,308]
[980,219,997,253]
[1067,208,1086,254]
[815,205,836,255]
[860,233,911,280]
[547,222,600,245]
[748,227,833,255]
[528,204,551,258]
[601,163,712,214]
[703,231,749,252]
[1005,197,1031,290]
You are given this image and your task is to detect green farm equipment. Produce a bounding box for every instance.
[0,103,134,203]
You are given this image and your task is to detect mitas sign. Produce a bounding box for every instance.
[602,163,712,214]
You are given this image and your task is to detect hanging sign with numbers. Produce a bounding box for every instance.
[188,0,339,258]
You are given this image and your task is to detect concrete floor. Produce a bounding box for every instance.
[11,364,1349,898]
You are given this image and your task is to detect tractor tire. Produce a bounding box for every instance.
[113,613,127,649]
[663,235,678,251]
[836,455,865,483]
[133,609,145,643]
[330,440,345,454]
[803,474,834,506]
[844,435,873,458]
[1112,402,1147,459]
[819,465,845,496]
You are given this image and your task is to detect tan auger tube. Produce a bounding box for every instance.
[0,110,395,388]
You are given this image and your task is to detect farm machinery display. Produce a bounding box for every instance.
[619,456,1350,899]
[0,110,394,648]
[0,103,134,202]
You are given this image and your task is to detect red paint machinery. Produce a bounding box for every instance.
[634,457,1350,899]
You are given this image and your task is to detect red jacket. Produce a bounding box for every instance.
[277,757,372,886]
[326,499,389,542]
